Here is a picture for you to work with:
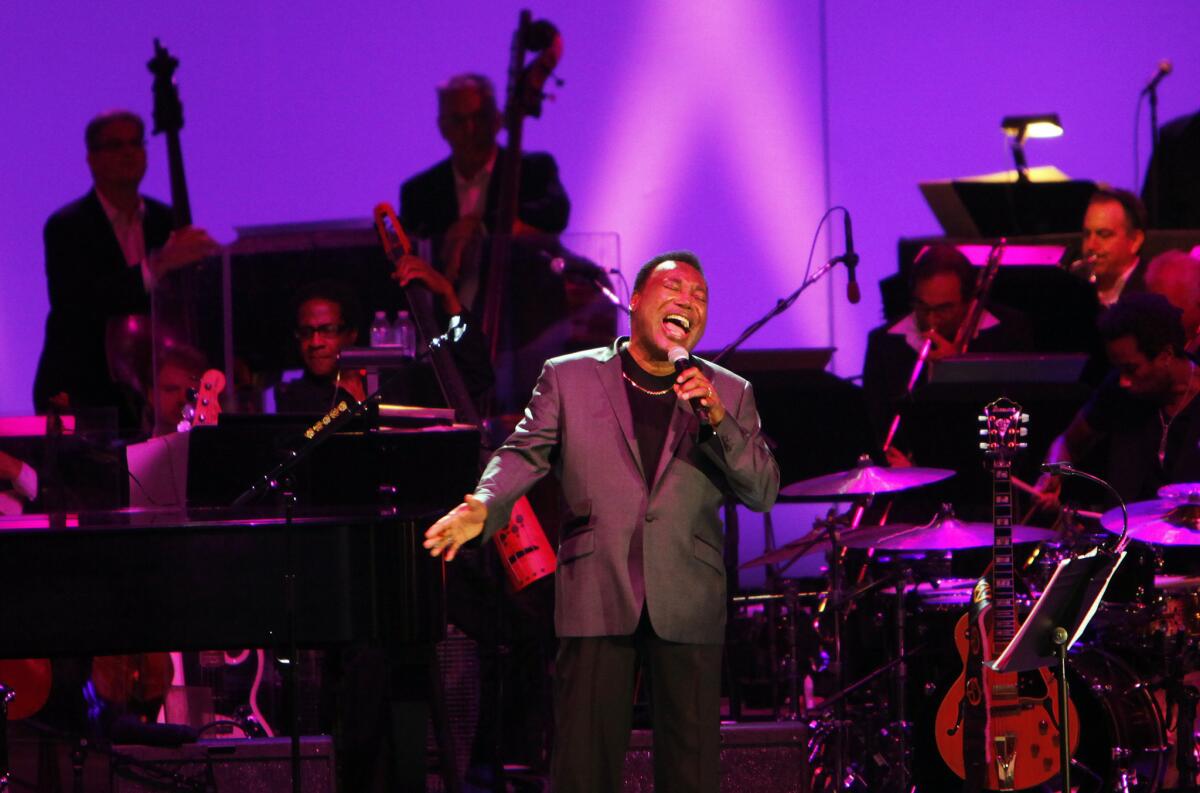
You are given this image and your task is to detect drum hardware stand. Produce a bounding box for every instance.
[891,569,914,793]
[0,684,11,792]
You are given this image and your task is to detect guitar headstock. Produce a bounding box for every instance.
[178,369,225,433]
[979,397,1028,461]
[148,39,184,136]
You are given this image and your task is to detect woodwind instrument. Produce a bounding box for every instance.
[882,240,1006,454]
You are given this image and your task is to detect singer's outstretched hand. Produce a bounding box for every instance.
[675,365,725,426]
[424,493,487,562]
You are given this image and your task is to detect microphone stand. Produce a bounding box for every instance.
[1147,79,1163,228]
[713,253,855,365]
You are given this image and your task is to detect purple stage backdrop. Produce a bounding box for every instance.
[1,2,1197,416]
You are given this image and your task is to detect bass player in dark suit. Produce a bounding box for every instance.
[33,109,217,429]
[425,250,779,793]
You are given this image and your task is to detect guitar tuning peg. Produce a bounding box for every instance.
[1019,428,1028,436]
[979,442,990,450]
[1020,414,1030,423]
[977,415,987,422]
[979,429,988,436]
[1018,442,1028,449]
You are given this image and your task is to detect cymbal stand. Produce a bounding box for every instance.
[891,568,913,793]
[816,494,870,789]
[1,684,11,792]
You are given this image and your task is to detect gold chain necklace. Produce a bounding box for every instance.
[622,370,673,396]
[1158,362,1198,466]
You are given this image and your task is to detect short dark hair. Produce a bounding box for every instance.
[633,250,705,294]
[1088,187,1148,234]
[1097,292,1185,359]
[86,110,145,151]
[292,279,364,332]
[910,244,976,301]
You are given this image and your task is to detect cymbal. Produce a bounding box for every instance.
[1100,498,1200,546]
[842,513,1056,551]
[780,457,954,499]
[739,534,831,576]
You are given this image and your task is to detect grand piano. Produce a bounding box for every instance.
[0,423,482,792]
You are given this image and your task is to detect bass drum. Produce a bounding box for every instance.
[1069,648,1168,793]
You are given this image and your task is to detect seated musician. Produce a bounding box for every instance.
[148,345,208,436]
[0,451,38,516]
[862,244,1034,461]
[399,72,570,303]
[1145,248,1200,352]
[276,270,492,414]
[1036,292,1200,506]
[1080,187,1149,307]
[33,110,219,430]
[275,280,368,413]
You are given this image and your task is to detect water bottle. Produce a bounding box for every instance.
[393,310,416,358]
[369,310,391,347]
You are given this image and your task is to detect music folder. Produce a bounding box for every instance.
[988,546,1126,673]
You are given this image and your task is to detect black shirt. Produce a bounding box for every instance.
[620,346,678,488]
[1084,369,1200,502]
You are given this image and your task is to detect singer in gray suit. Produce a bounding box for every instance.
[425,250,779,792]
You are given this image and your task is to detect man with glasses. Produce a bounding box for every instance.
[399,73,570,308]
[33,109,218,428]
[862,244,1034,459]
[276,280,366,413]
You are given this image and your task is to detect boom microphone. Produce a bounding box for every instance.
[1141,59,1172,95]
[842,210,861,304]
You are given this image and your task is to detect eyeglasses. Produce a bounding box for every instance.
[90,138,146,153]
[438,110,493,127]
[294,323,346,341]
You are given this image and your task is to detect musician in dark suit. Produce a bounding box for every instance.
[1142,107,1200,229]
[399,73,570,315]
[1081,187,1149,307]
[862,244,1035,456]
[425,251,779,792]
[33,110,217,428]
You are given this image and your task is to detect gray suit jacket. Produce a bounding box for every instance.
[476,339,779,644]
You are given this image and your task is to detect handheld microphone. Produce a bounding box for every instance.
[842,210,861,304]
[1141,59,1172,95]
[667,346,710,425]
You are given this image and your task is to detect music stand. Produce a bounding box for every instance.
[987,547,1126,793]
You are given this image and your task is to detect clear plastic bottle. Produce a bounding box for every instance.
[393,310,416,358]
[369,310,391,347]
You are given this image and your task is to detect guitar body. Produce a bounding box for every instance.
[935,607,1079,790]
[0,658,52,720]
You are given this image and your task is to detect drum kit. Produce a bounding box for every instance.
[735,455,1200,793]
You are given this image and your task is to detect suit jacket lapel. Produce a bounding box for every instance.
[596,351,645,482]
[651,399,692,491]
[83,190,129,271]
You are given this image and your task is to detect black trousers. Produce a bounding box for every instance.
[551,608,722,793]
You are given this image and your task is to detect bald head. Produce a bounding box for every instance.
[1146,249,1200,343]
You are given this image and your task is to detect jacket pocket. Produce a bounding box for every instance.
[693,535,725,573]
[559,529,595,564]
